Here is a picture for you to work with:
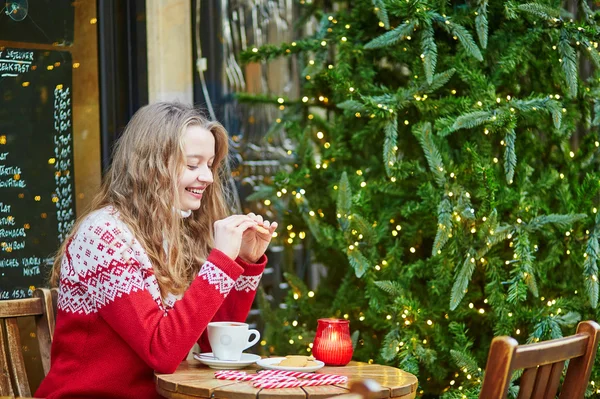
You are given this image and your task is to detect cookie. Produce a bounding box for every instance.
[255,225,270,234]
[277,355,316,367]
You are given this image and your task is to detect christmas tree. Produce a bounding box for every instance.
[239,0,600,397]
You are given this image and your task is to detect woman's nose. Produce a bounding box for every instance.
[197,167,213,184]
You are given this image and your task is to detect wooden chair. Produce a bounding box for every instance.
[0,288,57,398]
[479,320,600,399]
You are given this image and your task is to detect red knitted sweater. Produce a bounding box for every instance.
[35,207,266,399]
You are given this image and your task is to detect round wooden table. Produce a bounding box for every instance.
[155,359,418,399]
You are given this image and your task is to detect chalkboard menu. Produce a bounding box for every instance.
[0,0,74,45]
[0,48,75,299]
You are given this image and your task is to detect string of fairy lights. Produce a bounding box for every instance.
[246,2,600,396]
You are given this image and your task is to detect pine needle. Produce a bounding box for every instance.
[526,213,587,231]
[338,100,366,112]
[421,23,438,84]
[584,214,600,308]
[558,30,578,98]
[347,248,370,278]
[422,68,456,92]
[337,171,352,218]
[374,280,404,296]
[475,0,489,49]
[515,232,538,298]
[384,118,398,177]
[503,128,517,183]
[518,3,561,20]
[449,349,482,378]
[433,199,453,255]
[364,21,417,49]
[413,122,446,187]
[372,0,390,29]
[450,255,476,310]
[452,111,493,131]
[438,19,483,61]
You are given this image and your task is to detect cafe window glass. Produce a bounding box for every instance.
[0,0,102,391]
[0,0,101,298]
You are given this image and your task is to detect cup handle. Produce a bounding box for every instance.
[244,329,260,350]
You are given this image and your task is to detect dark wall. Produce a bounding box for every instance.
[97,0,148,171]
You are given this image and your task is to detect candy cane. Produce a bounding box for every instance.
[214,371,296,382]
[258,369,348,382]
[253,377,347,389]
[214,370,347,389]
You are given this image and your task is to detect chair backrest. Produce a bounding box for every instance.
[0,288,57,397]
[479,320,600,399]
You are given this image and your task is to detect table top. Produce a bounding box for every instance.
[155,360,418,399]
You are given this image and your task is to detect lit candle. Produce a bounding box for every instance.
[312,318,353,366]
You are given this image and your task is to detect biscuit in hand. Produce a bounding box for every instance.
[255,225,270,234]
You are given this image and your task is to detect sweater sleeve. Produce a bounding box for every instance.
[198,254,267,353]
[69,217,244,374]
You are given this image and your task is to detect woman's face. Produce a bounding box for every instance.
[177,125,215,212]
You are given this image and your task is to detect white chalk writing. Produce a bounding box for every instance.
[53,86,75,241]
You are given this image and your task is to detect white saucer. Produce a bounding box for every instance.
[194,352,261,370]
[256,357,325,372]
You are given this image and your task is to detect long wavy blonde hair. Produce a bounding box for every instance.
[50,102,231,296]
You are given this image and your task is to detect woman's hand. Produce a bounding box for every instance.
[213,215,260,260]
[238,213,278,263]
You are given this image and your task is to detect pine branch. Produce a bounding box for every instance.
[381,329,400,361]
[351,213,378,245]
[337,171,352,218]
[487,225,513,247]
[507,277,528,304]
[364,21,417,49]
[433,198,453,255]
[347,247,370,278]
[556,311,581,327]
[451,111,493,131]
[511,98,562,129]
[303,213,334,247]
[384,118,398,177]
[526,213,587,231]
[420,68,456,93]
[475,0,489,49]
[558,30,578,98]
[449,349,482,378]
[580,0,595,23]
[374,280,404,296]
[413,122,446,187]
[503,128,517,184]
[545,100,563,130]
[450,255,476,310]
[421,23,438,85]
[434,15,483,61]
[581,37,600,69]
[338,100,366,112]
[372,0,390,29]
[584,213,600,308]
[450,22,483,61]
[518,3,561,20]
[515,232,538,298]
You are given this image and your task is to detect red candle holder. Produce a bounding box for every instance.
[312,318,353,366]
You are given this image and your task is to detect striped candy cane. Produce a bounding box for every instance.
[214,370,347,389]
[258,369,348,382]
[214,371,296,382]
[253,376,347,389]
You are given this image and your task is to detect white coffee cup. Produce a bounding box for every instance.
[207,322,260,361]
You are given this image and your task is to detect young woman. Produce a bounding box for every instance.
[36,102,277,398]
